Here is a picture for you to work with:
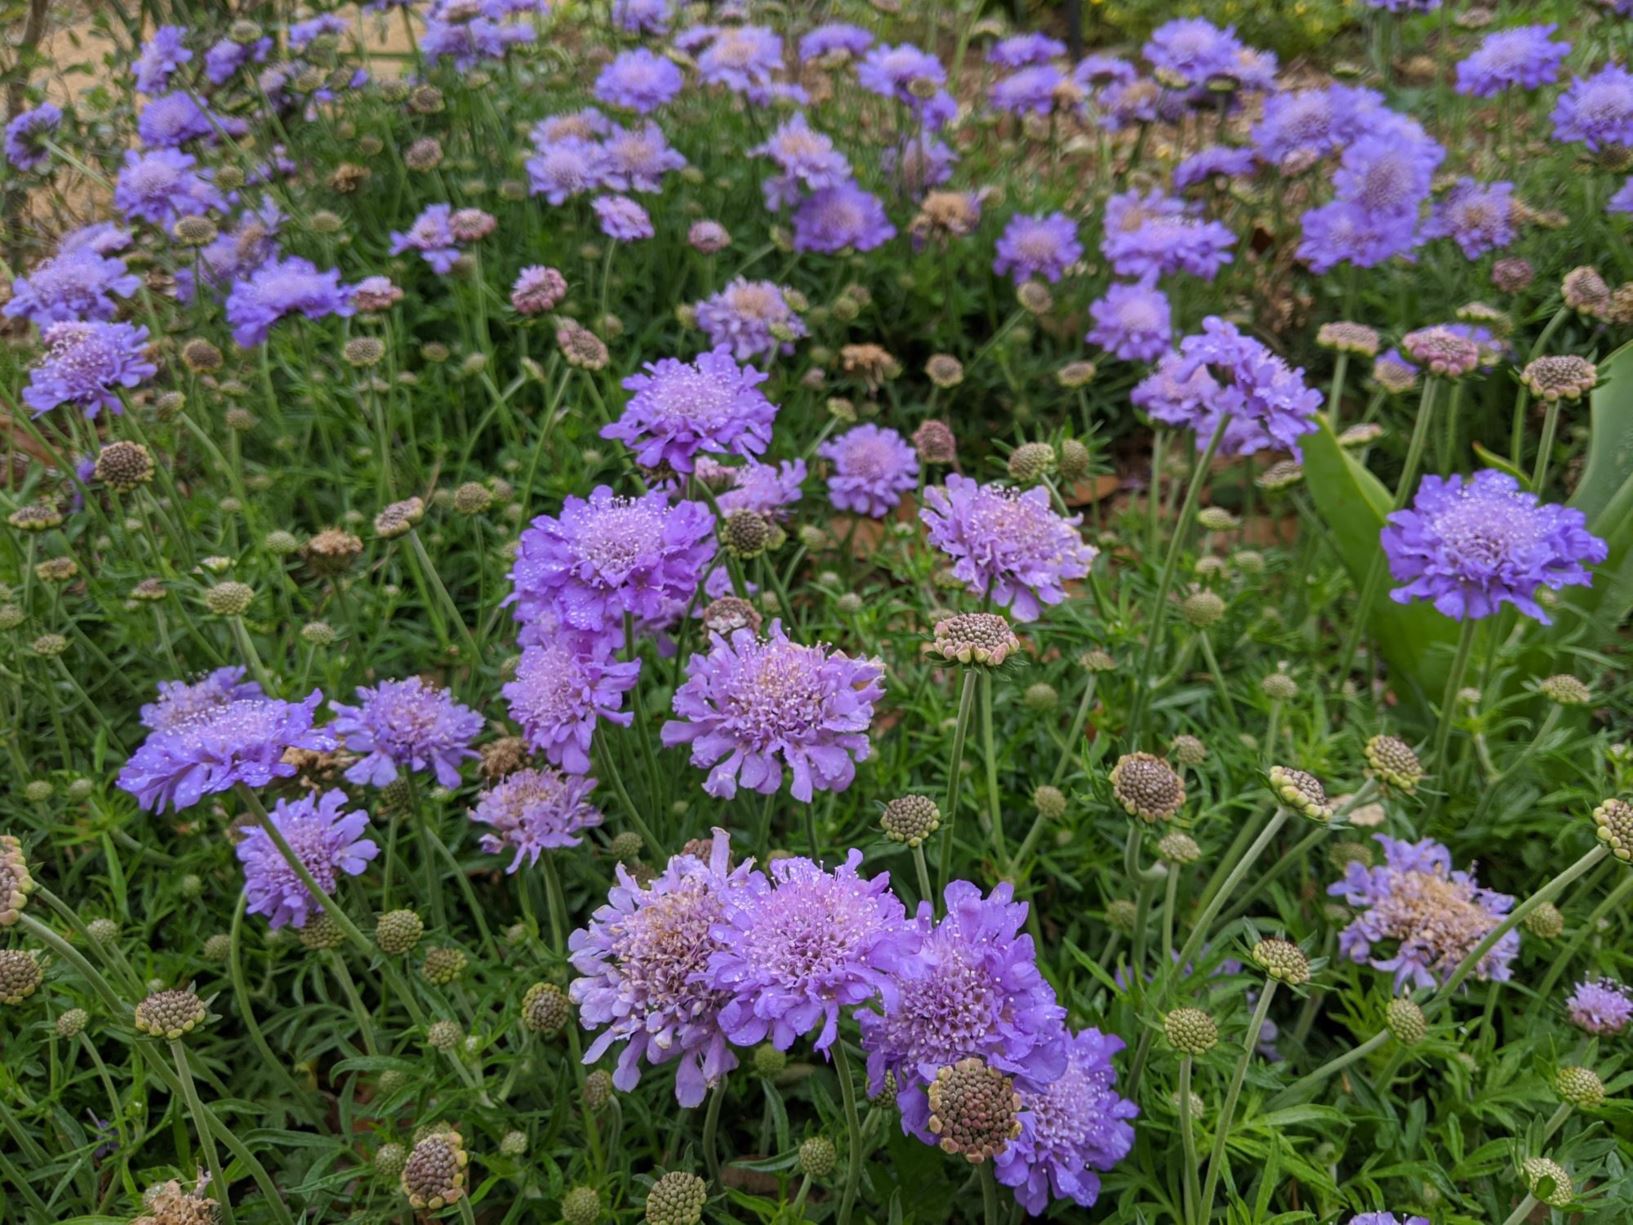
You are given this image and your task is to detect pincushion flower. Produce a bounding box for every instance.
[798,23,873,62]
[5,247,141,326]
[1381,470,1606,623]
[696,25,785,96]
[993,212,1082,284]
[141,667,261,732]
[569,830,759,1106]
[1086,280,1172,361]
[389,204,462,273]
[663,621,884,801]
[225,256,353,347]
[1456,25,1570,97]
[600,122,687,192]
[1425,179,1514,259]
[613,0,672,34]
[605,347,777,474]
[117,690,334,814]
[920,475,1097,621]
[1173,145,1256,190]
[1251,84,1385,165]
[694,278,807,361]
[113,149,225,228]
[708,850,913,1051]
[819,424,919,518]
[752,114,853,208]
[1101,189,1236,281]
[709,458,807,517]
[330,676,483,788]
[1565,978,1633,1036]
[236,789,378,929]
[134,24,191,95]
[1349,1216,1429,1225]
[990,65,1068,117]
[502,639,640,773]
[470,766,603,872]
[993,1028,1137,1214]
[525,137,606,205]
[4,103,61,172]
[1297,200,1421,273]
[594,48,684,113]
[857,43,951,125]
[791,182,896,254]
[509,486,716,644]
[592,194,655,242]
[1142,17,1245,89]
[859,881,1068,1141]
[421,0,537,70]
[1328,834,1519,990]
[1552,64,1633,151]
[989,33,1066,68]
[23,321,157,419]
[136,92,228,148]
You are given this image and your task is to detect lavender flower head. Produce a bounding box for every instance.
[1425,179,1515,259]
[799,23,874,63]
[857,43,947,108]
[4,103,61,172]
[606,347,777,474]
[708,849,912,1051]
[225,256,353,347]
[389,204,462,273]
[860,880,1068,1141]
[990,65,1069,117]
[989,33,1066,68]
[525,137,606,205]
[1552,64,1633,151]
[792,182,897,254]
[819,424,919,518]
[662,621,884,802]
[696,25,785,96]
[117,690,334,814]
[134,26,192,96]
[920,475,1097,621]
[1142,18,1245,88]
[1565,978,1633,1036]
[1173,144,1257,190]
[752,113,853,208]
[1328,834,1519,991]
[704,458,807,517]
[141,667,261,732]
[601,122,688,192]
[993,212,1082,285]
[330,677,483,788]
[1456,25,1570,97]
[694,278,807,361]
[569,829,759,1106]
[510,265,567,315]
[23,321,157,419]
[113,149,225,227]
[993,1028,1137,1214]
[595,48,685,113]
[136,92,224,149]
[509,486,717,642]
[592,194,655,242]
[1381,470,1607,623]
[502,638,639,773]
[1102,189,1236,280]
[5,247,141,326]
[470,766,603,872]
[1086,280,1172,362]
[1251,83,1385,165]
[236,789,378,929]
[613,0,673,35]
[1349,1216,1429,1225]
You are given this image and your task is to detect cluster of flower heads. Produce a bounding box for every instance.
[389,203,498,273]
[571,834,1134,1211]
[525,108,686,211]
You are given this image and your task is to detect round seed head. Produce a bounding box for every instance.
[912,419,958,465]
[344,337,386,368]
[94,441,155,493]
[1181,590,1225,628]
[1023,682,1058,711]
[86,917,119,943]
[421,946,468,986]
[1017,281,1053,315]
[1555,1065,1604,1109]
[584,1069,614,1110]
[1079,648,1116,672]
[181,338,223,372]
[1056,360,1097,388]
[453,482,493,515]
[798,1135,837,1178]
[1105,898,1138,933]
[1252,938,1310,985]
[1164,1007,1218,1055]
[0,950,43,1005]
[930,613,1021,667]
[1257,459,1304,491]
[700,596,761,636]
[1594,797,1633,862]
[55,1007,88,1038]
[376,909,425,956]
[0,834,37,927]
[609,831,644,862]
[426,1019,462,1051]
[9,503,63,532]
[171,215,218,247]
[881,795,941,847]
[1521,1156,1572,1208]
[522,981,570,1034]
[1268,766,1335,822]
[1260,671,1298,700]
[23,780,53,803]
[1522,355,1597,403]
[1157,831,1200,864]
[131,1179,219,1225]
[134,988,207,1038]
[1007,442,1057,484]
[925,354,964,388]
[496,1130,527,1158]
[1110,752,1186,823]
[300,621,336,646]
[1522,901,1564,940]
[1562,266,1611,318]
[722,509,774,558]
[562,1186,601,1225]
[1057,438,1091,482]
[927,1057,1022,1163]
[1169,734,1207,766]
[203,933,232,962]
[1364,734,1423,794]
[480,736,529,780]
[374,1143,407,1179]
[1196,507,1238,532]
[1491,257,1534,293]
[645,1171,707,1225]
[1031,784,1067,821]
[1401,327,1480,378]
[306,529,364,576]
[752,1044,788,1077]
[1385,996,1426,1045]
[35,556,77,583]
[296,912,346,951]
[1338,423,1384,449]
[202,581,254,617]
[401,1129,468,1210]
[1538,674,1591,706]
[1316,321,1381,356]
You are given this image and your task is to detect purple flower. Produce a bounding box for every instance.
[225,256,353,347]
[592,194,655,241]
[116,690,335,814]
[470,766,603,872]
[595,49,685,113]
[389,204,461,273]
[1134,318,1321,456]
[1173,144,1256,189]
[1086,280,1172,362]
[859,881,1068,1141]
[422,0,537,70]
[136,92,220,148]
[570,830,760,1106]
[752,114,852,208]
[1074,54,1137,93]
[696,25,784,95]
[178,203,281,302]
[5,247,141,326]
[791,182,896,254]
[857,43,946,105]
[819,424,919,518]
[204,36,271,85]
[1103,192,1238,280]
[1329,835,1518,991]
[990,65,1067,116]
[613,0,673,34]
[798,23,873,63]
[1612,177,1633,215]
[1251,84,1386,165]
[882,134,957,196]
[600,121,687,192]
[993,1028,1137,1214]
[289,13,348,52]
[510,265,567,314]
[920,475,1097,620]
[503,638,640,774]
[1296,199,1421,273]
[4,103,60,172]
[694,278,807,361]
[1553,64,1633,150]
[662,621,884,801]
[1425,179,1515,259]
[330,677,483,788]
[1349,1216,1429,1225]
[236,789,377,929]
[606,347,777,474]
[1456,24,1569,97]
[1333,127,1443,218]
[1566,978,1633,1036]
[135,26,192,95]
[989,33,1066,68]
[23,321,157,419]
[141,667,261,732]
[1382,470,1606,623]
[532,108,614,145]
[509,486,717,642]
[1142,18,1245,88]
[994,212,1082,284]
[708,850,912,1051]
[113,149,224,227]
[709,458,807,516]
[525,137,607,205]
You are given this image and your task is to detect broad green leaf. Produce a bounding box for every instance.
[1570,338,1633,523]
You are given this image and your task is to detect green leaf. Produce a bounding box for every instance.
[1570,338,1633,523]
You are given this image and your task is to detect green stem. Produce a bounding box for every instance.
[979,672,1006,862]
[1530,871,1633,1011]
[834,1042,864,1225]
[171,1040,234,1225]
[1167,809,1290,1001]
[1051,675,1097,787]
[1428,619,1478,784]
[1531,396,1563,492]
[1178,1055,1200,1225]
[1199,981,1278,1217]
[1498,1194,1539,1225]
[702,1079,726,1187]
[1265,1029,1389,1111]
[937,671,978,904]
[980,1162,1000,1225]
